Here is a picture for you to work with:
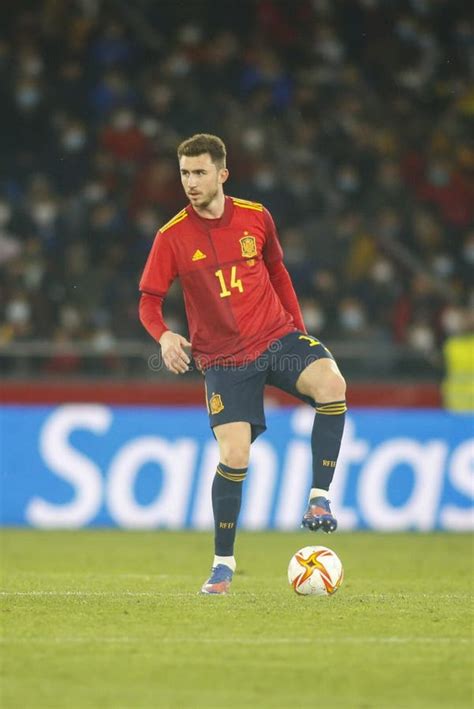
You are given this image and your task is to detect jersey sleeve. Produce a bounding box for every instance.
[138,230,178,341]
[262,208,284,264]
[139,230,178,296]
[262,208,306,333]
[139,292,168,342]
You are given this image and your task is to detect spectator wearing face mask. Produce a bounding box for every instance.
[417,157,474,229]
[89,70,137,117]
[89,20,135,70]
[100,108,152,166]
[27,197,61,252]
[130,157,183,215]
[7,77,49,178]
[53,119,91,194]
[0,200,22,266]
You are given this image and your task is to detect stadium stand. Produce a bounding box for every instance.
[0,0,472,380]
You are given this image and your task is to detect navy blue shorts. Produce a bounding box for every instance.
[204,331,335,441]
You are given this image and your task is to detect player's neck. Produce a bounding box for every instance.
[192,192,226,220]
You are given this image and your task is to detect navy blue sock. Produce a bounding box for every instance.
[311,401,347,491]
[212,463,247,556]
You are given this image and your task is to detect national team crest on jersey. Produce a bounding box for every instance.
[239,234,257,258]
[209,393,224,414]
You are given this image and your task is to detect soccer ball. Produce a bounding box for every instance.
[288,545,344,596]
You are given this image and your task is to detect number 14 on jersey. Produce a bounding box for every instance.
[215,266,243,298]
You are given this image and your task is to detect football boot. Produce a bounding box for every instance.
[200,564,233,595]
[301,496,337,533]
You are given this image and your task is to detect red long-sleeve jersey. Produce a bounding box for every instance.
[139,195,305,368]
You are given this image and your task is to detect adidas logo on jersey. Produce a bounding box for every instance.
[192,249,207,261]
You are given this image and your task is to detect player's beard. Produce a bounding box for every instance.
[195,184,219,210]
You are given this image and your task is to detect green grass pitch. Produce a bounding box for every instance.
[1,530,472,709]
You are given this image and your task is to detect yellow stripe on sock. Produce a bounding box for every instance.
[316,405,347,411]
[216,466,247,482]
[217,471,247,482]
[316,407,347,413]
[217,466,247,480]
[316,403,347,415]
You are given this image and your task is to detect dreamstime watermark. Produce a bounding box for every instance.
[147,338,325,374]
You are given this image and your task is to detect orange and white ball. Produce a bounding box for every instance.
[288,545,344,596]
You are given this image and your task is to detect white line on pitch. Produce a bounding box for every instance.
[1,590,472,596]
[0,636,470,645]
[8,573,177,579]
[0,590,186,597]
[1,589,471,599]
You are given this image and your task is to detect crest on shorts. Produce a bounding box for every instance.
[239,234,257,258]
[209,393,224,415]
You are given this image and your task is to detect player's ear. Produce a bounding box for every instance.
[219,168,229,184]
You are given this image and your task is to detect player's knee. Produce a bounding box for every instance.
[313,371,346,403]
[219,445,250,469]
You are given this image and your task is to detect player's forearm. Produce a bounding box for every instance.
[267,261,306,332]
[139,292,169,342]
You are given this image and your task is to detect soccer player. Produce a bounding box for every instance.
[139,134,347,595]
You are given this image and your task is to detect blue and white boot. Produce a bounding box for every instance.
[200,564,233,595]
[301,496,338,533]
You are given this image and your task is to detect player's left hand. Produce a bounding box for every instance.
[159,330,192,374]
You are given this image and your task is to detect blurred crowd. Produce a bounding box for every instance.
[0,0,472,376]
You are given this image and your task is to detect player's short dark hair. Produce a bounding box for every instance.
[177,134,227,168]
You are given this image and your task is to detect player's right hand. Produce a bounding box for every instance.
[159,331,192,374]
